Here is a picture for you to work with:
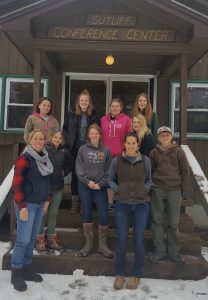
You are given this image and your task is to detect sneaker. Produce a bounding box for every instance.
[169,254,185,265]
[108,203,114,210]
[148,251,167,263]
[113,275,125,290]
[126,277,140,289]
[36,234,47,251]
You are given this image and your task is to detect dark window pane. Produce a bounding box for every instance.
[175,86,208,109]
[112,81,148,116]
[7,106,33,129]
[70,80,106,117]
[174,111,208,134]
[9,82,44,104]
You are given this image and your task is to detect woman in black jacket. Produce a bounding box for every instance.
[36,130,74,251]
[63,89,100,214]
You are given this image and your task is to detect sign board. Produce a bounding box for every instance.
[86,14,137,27]
[48,26,175,42]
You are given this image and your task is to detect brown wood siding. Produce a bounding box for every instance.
[0,143,18,184]
[157,77,169,126]
[189,53,208,80]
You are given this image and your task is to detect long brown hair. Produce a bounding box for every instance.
[132,93,153,124]
[75,89,93,116]
[36,97,52,115]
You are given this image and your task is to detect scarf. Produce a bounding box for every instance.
[24,144,53,176]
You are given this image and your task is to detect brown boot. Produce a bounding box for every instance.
[126,277,140,289]
[36,234,47,251]
[113,275,125,290]
[97,225,113,258]
[46,233,63,251]
[69,200,80,214]
[77,223,94,257]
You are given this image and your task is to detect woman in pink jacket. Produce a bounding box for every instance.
[101,98,131,157]
[101,98,131,208]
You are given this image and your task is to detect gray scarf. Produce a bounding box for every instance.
[24,145,53,176]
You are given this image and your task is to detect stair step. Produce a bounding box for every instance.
[52,229,201,255]
[56,210,194,233]
[2,249,208,280]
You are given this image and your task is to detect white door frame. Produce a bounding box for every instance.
[61,72,157,126]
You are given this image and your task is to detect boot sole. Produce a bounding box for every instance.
[97,250,114,258]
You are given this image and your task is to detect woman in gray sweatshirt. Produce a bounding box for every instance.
[75,124,113,258]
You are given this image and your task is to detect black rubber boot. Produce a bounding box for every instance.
[23,264,43,282]
[11,268,27,292]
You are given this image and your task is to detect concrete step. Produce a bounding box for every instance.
[52,228,201,255]
[2,249,208,280]
[56,210,194,233]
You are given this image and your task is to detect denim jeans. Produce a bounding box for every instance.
[39,189,63,234]
[114,201,150,277]
[78,182,108,226]
[11,202,44,269]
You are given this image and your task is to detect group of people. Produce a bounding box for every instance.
[11,90,189,292]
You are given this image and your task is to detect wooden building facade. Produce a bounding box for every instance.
[0,0,208,183]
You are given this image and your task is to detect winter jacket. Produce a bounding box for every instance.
[139,132,156,157]
[108,152,152,204]
[45,143,74,192]
[76,142,112,188]
[63,109,100,152]
[12,152,51,209]
[24,112,60,144]
[101,113,132,157]
[149,142,190,198]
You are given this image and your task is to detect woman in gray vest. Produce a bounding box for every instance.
[108,132,152,290]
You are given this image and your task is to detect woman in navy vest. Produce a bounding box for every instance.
[11,129,53,292]
[108,132,152,290]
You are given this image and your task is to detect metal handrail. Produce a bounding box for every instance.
[0,167,14,221]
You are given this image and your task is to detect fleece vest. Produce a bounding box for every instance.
[23,153,51,204]
[114,155,149,202]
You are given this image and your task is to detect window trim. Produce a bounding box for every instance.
[0,74,49,133]
[170,80,208,140]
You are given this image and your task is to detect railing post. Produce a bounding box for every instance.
[180,53,188,145]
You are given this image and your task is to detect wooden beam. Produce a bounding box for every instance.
[161,56,180,77]
[41,52,57,74]
[33,49,41,109]
[33,38,190,55]
[180,54,188,145]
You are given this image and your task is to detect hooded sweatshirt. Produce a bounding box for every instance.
[101,113,131,157]
[24,112,60,144]
[149,142,190,198]
[75,142,112,188]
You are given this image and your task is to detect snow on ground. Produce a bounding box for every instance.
[0,241,208,300]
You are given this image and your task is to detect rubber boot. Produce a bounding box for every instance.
[23,264,43,282]
[11,268,27,292]
[36,233,47,251]
[97,225,114,258]
[77,223,94,257]
[46,233,63,251]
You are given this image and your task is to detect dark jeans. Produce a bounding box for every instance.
[71,148,79,197]
[78,182,108,226]
[11,202,44,269]
[114,201,149,277]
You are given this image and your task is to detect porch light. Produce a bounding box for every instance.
[106,55,114,65]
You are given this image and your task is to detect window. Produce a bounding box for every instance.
[3,77,48,131]
[170,81,208,137]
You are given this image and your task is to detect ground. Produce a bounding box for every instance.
[0,242,208,300]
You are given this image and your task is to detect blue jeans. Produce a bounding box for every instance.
[78,182,108,226]
[115,201,150,277]
[11,202,44,269]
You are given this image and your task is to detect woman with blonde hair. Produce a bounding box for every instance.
[132,93,159,138]
[132,114,155,157]
[63,89,100,214]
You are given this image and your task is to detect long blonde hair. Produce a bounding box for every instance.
[132,93,153,125]
[132,114,151,143]
[75,89,93,116]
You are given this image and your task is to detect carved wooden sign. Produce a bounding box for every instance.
[48,26,175,42]
[86,14,137,27]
